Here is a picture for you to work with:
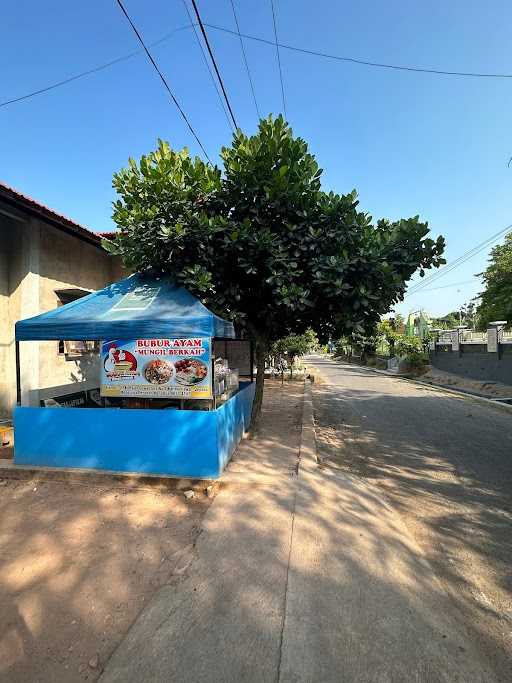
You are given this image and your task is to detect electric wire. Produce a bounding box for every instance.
[114,0,211,162]
[190,0,238,130]
[269,0,287,118]
[404,224,512,298]
[229,0,260,119]
[406,226,510,295]
[6,20,512,111]
[414,278,478,293]
[408,224,512,291]
[181,0,234,133]
[205,23,512,79]
[405,244,495,299]
[0,24,192,109]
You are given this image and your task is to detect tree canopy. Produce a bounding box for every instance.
[106,115,445,421]
[476,232,512,329]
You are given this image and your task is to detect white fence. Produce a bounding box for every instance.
[460,330,487,343]
[434,324,512,352]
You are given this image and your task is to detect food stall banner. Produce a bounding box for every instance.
[100,338,212,399]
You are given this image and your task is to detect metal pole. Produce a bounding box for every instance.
[211,355,216,410]
[250,340,254,383]
[15,340,21,406]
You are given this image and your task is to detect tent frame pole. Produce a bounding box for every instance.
[15,340,21,406]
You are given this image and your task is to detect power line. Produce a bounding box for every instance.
[114,0,211,163]
[229,0,260,119]
[0,24,192,109]
[6,20,512,112]
[408,224,512,293]
[414,278,479,293]
[405,226,510,296]
[190,0,238,130]
[181,0,234,133]
[269,0,287,118]
[205,23,512,80]
[404,224,512,298]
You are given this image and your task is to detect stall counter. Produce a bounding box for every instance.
[14,382,255,479]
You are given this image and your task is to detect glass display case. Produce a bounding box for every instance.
[214,357,239,402]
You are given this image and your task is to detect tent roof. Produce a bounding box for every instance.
[16,274,235,341]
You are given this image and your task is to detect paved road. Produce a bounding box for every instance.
[306,354,512,682]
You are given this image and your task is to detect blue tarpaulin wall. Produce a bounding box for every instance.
[14,382,255,478]
[15,273,235,341]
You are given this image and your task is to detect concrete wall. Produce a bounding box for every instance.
[430,344,512,386]
[0,217,15,414]
[37,221,123,393]
[0,206,125,417]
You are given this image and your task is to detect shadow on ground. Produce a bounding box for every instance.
[0,477,210,681]
[309,356,512,681]
[102,377,503,683]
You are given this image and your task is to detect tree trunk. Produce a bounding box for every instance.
[250,337,268,428]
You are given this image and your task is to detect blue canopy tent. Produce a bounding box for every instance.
[16,273,235,341]
[14,274,254,479]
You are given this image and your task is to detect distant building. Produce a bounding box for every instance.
[405,310,431,339]
[0,182,124,417]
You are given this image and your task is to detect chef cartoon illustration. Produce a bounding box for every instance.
[104,343,117,372]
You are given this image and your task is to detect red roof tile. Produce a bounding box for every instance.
[0,181,104,246]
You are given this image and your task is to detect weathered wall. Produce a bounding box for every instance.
[430,345,512,386]
[0,218,14,415]
[37,221,120,392]
[0,214,39,414]
[0,206,125,417]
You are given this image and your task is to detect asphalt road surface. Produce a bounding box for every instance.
[306,354,512,683]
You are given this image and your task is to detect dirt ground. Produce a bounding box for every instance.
[0,476,212,682]
[420,366,512,399]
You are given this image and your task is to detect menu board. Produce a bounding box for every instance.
[100,338,212,399]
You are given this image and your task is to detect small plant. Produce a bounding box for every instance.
[405,349,429,368]
[394,335,423,357]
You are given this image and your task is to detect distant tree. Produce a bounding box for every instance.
[393,314,405,334]
[460,301,478,328]
[106,116,445,425]
[303,328,319,351]
[431,311,461,329]
[476,233,512,329]
[378,319,398,355]
[377,314,408,355]
[271,331,316,377]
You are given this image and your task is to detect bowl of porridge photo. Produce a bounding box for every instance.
[144,359,175,385]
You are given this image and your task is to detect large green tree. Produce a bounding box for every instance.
[106,116,445,423]
[476,232,512,329]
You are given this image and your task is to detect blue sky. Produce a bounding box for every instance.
[2,1,512,317]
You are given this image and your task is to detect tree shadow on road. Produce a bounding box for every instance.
[311,375,512,680]
[100,379,506,683]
